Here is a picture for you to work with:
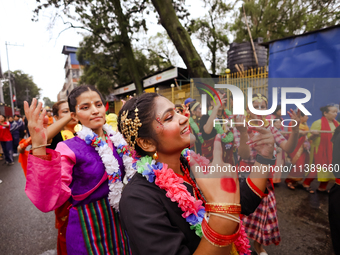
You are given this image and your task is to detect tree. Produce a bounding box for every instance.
[140,32,180,70]
[33,0,148,94]
[188,0,234,75]
[151,0,212,79]
[43,97,55,108]
[77,34,171,96]
[3,70,41,115]
[231,0,340,43]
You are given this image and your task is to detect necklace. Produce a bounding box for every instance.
[77,124,135,211]
[180,163,206,204]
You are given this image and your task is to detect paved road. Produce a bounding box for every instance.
[0,158,336,255]
[0,157,57,255]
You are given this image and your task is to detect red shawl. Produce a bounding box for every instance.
[314,116,339,166]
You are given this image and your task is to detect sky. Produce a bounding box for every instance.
[0,0,231,103]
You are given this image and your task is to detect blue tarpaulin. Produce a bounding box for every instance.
[265,25,340,125]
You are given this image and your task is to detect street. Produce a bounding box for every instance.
[0,158,335,255]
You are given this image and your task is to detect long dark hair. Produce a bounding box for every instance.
[52,100,67,117]
[118,93,162,156]
[68,85,105,113]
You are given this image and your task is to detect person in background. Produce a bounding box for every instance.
[285,112,311,192]
[184,97,195,109]
[9,115,22,157]
[189,101,203,154]
[200,90,234,164]
[46,107,54,126]
[303,104,339,193]
[0,114,14,165]
[234,93,300,255]
[23,115,29,137]
[15,115,25,140]
[47,100,78,150]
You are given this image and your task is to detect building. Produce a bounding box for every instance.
[109,66,219,114]
[57,46,83,101]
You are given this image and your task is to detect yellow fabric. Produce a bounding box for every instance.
[246,113,269,127]
[106,113,118,132]
[230,243,239,255]
[299,122,309,131]
[61,130,74,141]
[308,119,338,181]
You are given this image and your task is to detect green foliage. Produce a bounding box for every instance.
[43,97,55,108]
[77,33,172,96]
[2,70,41,115]
[188,0,235,74]
[231,0,340,43]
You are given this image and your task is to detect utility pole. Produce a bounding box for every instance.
[5,41,24,115]
[5,42,14,115]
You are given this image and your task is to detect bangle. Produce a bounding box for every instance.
[208,212,240,224]
[205,203,241,214]
[31,144,51,150]
[202,216,240,247]
[256,154,276,165]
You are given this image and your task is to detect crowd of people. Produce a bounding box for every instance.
[1,86,339,255]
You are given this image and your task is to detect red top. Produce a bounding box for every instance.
[0,122,13,142]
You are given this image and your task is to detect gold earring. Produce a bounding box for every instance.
[74,124,82,133]
[153,151,158,160]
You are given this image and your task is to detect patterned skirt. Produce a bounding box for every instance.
[242,188,281,246]
[76,197,131,255]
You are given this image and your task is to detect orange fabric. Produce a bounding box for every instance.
[55,201,71,255]
[48,116,54,126]
[18,151,29,177]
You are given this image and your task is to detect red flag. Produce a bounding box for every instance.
[105,102,109,112]
[13,95,16,102]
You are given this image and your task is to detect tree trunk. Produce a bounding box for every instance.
[151,0,212,79]
[112,0,143,94]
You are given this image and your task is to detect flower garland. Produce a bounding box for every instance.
[208,109,234,145]
[189,117,204,143]
[134,148,251,255]
[77,124,135,211]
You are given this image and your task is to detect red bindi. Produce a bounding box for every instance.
[220,178,237,193]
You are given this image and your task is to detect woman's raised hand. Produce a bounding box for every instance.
[191,134,240,204]
[24,99,48,150]
[246,127,275,158]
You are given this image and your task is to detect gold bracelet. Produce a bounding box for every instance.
[31,144,51,150]
[205,203,241,214]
